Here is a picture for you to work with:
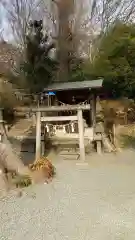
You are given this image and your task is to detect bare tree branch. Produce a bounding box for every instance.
[2,0,135,74]
[84,0,135,62]
[0,8,4,41]
[1,0,43,48]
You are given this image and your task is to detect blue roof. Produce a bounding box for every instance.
[45,91,56,96]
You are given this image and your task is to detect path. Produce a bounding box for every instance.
[1,150,135,239]
[8,118,34,138]
[7,117,35,156]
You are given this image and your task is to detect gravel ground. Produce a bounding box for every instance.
[1,150,135,239]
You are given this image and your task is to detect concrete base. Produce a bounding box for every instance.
[76,162,88,166]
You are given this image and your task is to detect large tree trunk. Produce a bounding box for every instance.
[57,0,74,82]
[0,160,9,195]
[0,123,31,176]
[0,143,31,175]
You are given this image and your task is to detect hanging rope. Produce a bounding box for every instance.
[45,121,78,134]
[57,99,89,106]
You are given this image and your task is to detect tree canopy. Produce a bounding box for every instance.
[20,20,57,94]
[21,20,135,97]
[85,22,135,98]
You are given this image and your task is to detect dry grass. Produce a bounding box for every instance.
[97,99,135,149]
[5,157,56,189]
[12,174,32,188]
[29,157,56,184]
[116,124,135,148]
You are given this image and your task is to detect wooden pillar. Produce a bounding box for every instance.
[35,111,41,161]
[0,108,4,142]
[49,95,52,106]
[77,109,85,162]
[47,95,51,106]
[90,94,96,128]
[96,140,102,155]
[112,123,120,151]
[32,113,36,126]
[0,108,3,121]
[41,137,45,156]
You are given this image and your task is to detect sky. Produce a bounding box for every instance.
[1,0,133,44]
[0,4,13,41]
[0,0,51,43]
